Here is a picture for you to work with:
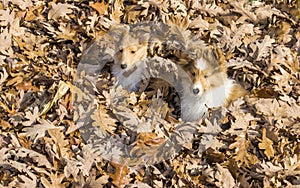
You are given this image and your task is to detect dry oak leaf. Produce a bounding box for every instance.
[135,132,165,148]
[277,22,292,44]
[22,106,39,126]
[91,105,117,135]
[48,2,77,20]
[90,1,109,15]
[250,35,275,61]
[0,9,14,26]
[255,98,300,119]
[110,161,130,188]
[257,161,283,177]
[258,128,275,160]
[64,158,86,178]
[16,81,40,92]
[40,81,70,116]
[0,66,8,85]
[198,119,224,151]
[110,0,124,23]
[192,2,226,16]
[48,129,70,158]
[0,28,12,54]
[16,147,52,168]
[41,172,67,188]
[229,0,257,23]
[9,17,26,37]
[229,135,259,166]
[21,119,64,143]
[57,24,76,41]
[9,0,32,10]
[215,163,236,188]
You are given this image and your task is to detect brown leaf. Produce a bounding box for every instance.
[136,132,165,147]
[229,0,257,23]
[110,161,130,188]
[10,0,32,10]
[277,22,292,44]
[0,9,14,26]
[16,147,52,168]
[229,135,259,166]
[41,172,66,188]
[90,1,109,15]
[258,128,275,160]
[252,87,278,98]
[215,163,236,188]
[48,3,76,20]
[16,81,40,92]
[0,66,8,86]
[48,129,70,158]
[0,28,12,54]
[22,107,39,126]
[20,119,64,143]
[91,105,117,135]
[40,81,70,116]
[250,35,275,61]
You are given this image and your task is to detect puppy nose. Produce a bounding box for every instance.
[193,88,200,95]
[120,64,127,69]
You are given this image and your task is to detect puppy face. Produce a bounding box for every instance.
[114,30,149,70]
[179,58,208,96]
[179,47,227,96]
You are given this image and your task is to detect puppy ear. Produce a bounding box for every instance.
[213,47,225,65]
[204,46,224,66]
[138,32,150,44]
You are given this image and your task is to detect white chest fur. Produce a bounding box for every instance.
[180,78,234,121]
[112,60,147,91]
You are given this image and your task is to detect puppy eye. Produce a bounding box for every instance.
[119,49,123,53]
[204,75,208,78]
[131,50,136,54]
[192,72,196,77]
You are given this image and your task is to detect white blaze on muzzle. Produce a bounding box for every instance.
[192,82,203,95]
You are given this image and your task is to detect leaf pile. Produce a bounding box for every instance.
[0,0,300,187]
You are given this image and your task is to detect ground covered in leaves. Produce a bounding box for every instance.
[0,0,300,187]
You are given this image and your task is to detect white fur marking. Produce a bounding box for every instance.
[193,82,203,96]
[196,58,207,70]
[180,78,234,121]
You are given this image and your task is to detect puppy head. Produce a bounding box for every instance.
[179,46,227,96]
[114,30,149,70]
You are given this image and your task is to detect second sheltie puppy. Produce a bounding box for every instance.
[178,46,248,122]
[112,27,149,91]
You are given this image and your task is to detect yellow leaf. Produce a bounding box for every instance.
[91,105,116,135]
[40,81,70,116]
[258,128,275,160]
[89,1,109,15]
[110,161,130,187]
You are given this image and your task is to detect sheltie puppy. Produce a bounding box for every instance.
[112,27,149,91]
[178,46,248,122]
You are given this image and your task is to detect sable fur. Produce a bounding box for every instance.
[112,27,149,91]
[177,46,248,121]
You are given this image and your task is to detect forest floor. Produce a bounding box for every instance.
[0,0,300,187]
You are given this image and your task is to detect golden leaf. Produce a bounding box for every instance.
[258,128,275,160]
[40,81,70,116]
[110,161,130,187]
[89,1,109,15]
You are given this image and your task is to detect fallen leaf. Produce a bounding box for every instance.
[215,163,236,188]
[89,1,109,15]
[40,81,70,116]
[110,161,130,188]
[258,128,275,160]
[48,2,76,20]
[21,119,64,143]
[16,81,40,92]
